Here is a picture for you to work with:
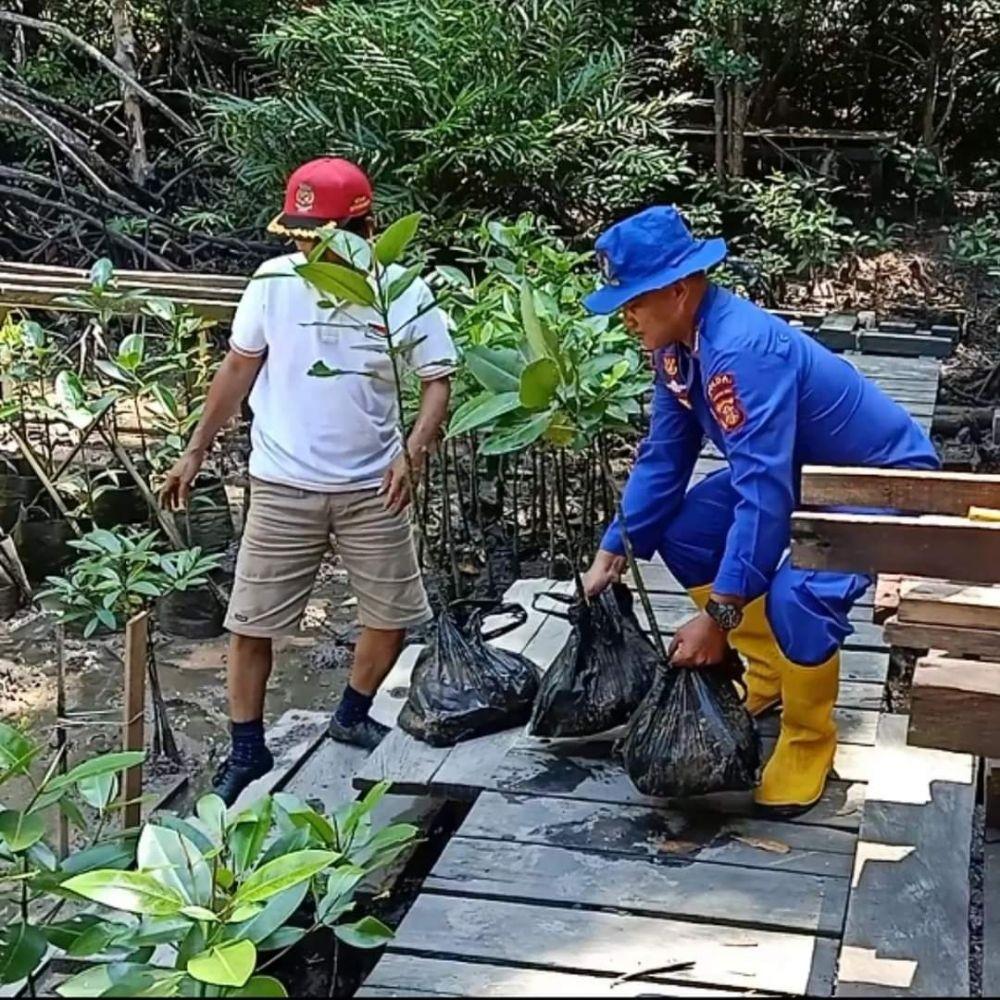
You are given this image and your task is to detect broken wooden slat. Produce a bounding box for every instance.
[800,465,1000,516]
[873,574,903,624]
[908,656,1000,757]
[884,616,1000,659]
[858,331,953,358]
[424,836,849,936]
[360,954,750,998]
[490,744,865,831]
[461,791,855,877]
[835,715,974,998]
[385,896,838,996]
[898,580,1000,631]
[792,512,1000,585]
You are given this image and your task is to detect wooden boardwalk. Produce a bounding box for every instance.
[344,353,975,996]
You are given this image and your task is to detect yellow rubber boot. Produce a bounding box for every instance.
[754,653,839,813]
[687,586,781,717]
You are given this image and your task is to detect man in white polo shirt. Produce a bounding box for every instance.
[161,158,457,804]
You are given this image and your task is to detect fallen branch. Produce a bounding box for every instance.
[0,11,193,135]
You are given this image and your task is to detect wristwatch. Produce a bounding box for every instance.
[705,598,743,632]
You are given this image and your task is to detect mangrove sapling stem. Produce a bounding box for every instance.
[598,450,669,664]
[439,442,461,600]
[530,449,539,549]
[555,448,586,600]
[547,451,556,579]
[9,428,82,534]
[511,451,521,577]
[469,433,481,530]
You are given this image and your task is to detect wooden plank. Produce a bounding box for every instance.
[792,511,1000,585]
[836,715,975,997]
[386,896,839,996]
[760,706,878,746]
[362,954,750,998]
[884,616,1000,658]
[281,737,369,812]
[0,270,244,302]
[909,656,1000,756]
[424,837,849,935]
[122,612,148,831]
[462,791,855,877]
[0,283,237,321]
[840,650,890,685]
[801,465,1000,516]
[986,761,1000,828]
[837,679,886,711]
[0,259,249,288]
[490,744,865,831]
[858,331,953,358]
[874,574,903,624]
[899,580,1000,631]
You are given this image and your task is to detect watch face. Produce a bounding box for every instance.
[709,601,741,630]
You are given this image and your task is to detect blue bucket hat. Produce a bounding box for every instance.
[584,205,727,314]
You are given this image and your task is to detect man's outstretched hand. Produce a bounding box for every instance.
[159,448,206,511]
[582,549,627,598]
[670,611,729,667]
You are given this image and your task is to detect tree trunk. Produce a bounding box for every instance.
[713,79,726,180]
[920,3,943,148]
[728,7,748,177]
[111,0,150,187]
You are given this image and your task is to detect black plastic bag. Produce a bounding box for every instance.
[528,583,659,738]
[398,601,540,747]
[621,649,762,798]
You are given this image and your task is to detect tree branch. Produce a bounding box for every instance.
[0,10,193,135]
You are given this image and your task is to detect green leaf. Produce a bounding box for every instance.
[295,262,374,307]
[94,359,133,384]
[0,809,45,852]
[78,772,117,811]
[157,816,214,855]
[233,850,338,906]
[519,358,560,410]
[375,213,422,266]
[118,334,145,369]
[318,866,365,924]
[579,353,627,380]
[447,391,522,438]
[180,906,218,922]
[47,750,144,792]
[387,263,422,302]
[63,869,186,915]
[349,823,418,868]
[137,824,213,907]
[223,881,308,946]
[55,370,86,410]
[230,797,273,875]
[256,927,305,952]
[150,384,179,420]
[333,916,394,950]
[0,723,39,780]
[109,915,191,950]
[230,975,288,997]
[480,412,553,456]
[90,258,114,290]
[0,923,46,984]
[464,345,524,394]
[57,964,183,998]
[195,794,226,844]
[60,838,136,875]
[187,939,256,988]
[520,282,560,362]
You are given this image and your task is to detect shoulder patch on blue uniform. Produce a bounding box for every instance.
[707,372,746,432]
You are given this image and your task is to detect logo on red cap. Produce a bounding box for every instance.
[294,183,315,212]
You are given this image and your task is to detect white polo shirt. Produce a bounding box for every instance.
[230,252,457,492]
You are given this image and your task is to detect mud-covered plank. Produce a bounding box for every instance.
[491,743,866,830]
[361,954,748,998]
[836,715,975,997]
[425,836,848,935]
[462,791,855,877]
[387,896,838,996]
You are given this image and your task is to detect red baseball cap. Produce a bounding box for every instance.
[267,157,374,239]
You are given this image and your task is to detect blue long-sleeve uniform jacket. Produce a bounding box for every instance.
[601,285,939,600]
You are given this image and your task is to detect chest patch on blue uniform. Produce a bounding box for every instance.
[708,372,746,432]
[662,353,692,409]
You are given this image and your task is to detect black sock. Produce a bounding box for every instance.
[230,719,267,765]
[335,685,373,728]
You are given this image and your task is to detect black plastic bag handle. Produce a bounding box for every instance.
[666,648,749,703]
[474,602,529,641]
[531,591,576,621]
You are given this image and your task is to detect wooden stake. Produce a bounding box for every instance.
[55,623,69,859]
[122,611,148,832]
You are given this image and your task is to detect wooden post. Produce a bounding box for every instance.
[55,623,69,859]
[123,611,148,831]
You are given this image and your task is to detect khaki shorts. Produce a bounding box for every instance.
[224,478,431,637]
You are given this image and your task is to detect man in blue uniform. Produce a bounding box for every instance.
[581,206,938,812]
